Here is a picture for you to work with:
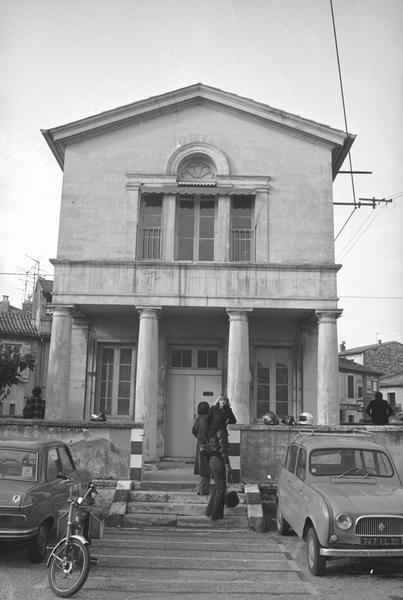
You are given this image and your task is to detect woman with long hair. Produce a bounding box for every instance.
[192,401,211,495]
[205,412,232,520]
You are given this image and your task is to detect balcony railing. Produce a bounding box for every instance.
[230,229,253,261]
[140,227,161,259]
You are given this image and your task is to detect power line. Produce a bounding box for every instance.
[336,203,386,261]
[330,0,357,208]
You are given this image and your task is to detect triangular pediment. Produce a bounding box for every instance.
[42,83,354,177]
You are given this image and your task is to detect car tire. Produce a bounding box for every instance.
[27,522,49,563]
[276,504,291,535]
[306,525,326,576]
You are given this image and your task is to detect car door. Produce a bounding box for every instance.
[47,446,69,518]
[286,446,308,537]
[278,444,299,525]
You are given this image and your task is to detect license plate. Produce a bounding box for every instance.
[360,536,403,547]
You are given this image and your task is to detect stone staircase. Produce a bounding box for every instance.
[124,483,248,528]
[107,460,265,531]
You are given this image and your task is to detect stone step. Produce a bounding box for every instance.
[122,513,249,528]
[129,490,246,505]
[126,500,247,517]
[137,480,197,492]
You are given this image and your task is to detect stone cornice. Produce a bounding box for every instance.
[50,258,341,272]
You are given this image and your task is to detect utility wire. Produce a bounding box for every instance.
[335,207,356,241]
[336,203,385,260]
[330,0,357,209]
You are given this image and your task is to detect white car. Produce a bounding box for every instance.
[276,432,403,575]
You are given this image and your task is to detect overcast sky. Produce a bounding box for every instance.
[1,0,402,349]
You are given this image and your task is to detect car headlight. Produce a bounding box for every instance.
[335,513,353,530]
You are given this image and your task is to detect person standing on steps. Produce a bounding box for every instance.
[208,394,237,429]
[192,401,211,495]
[205,412,232,521]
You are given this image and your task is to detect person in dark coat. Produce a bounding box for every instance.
[208,394,237,428]
[205,412,232,521]
[23,386,45,419]
[366,391,394,425]
[192,401,211,495]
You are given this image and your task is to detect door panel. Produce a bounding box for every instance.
[165,373,221,458]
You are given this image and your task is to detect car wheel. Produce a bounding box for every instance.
[276,504,290,535]
[27,522,49,563]
[306,525,326,576]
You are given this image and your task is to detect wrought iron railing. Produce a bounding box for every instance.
[140,227,161,259]
[231,228,253,261]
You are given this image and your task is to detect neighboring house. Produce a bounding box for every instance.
[0,281,52,416]
[338,357,382,424]
[42,83,354,460]
[379,371,403,414]
[339,340,403,413]
[339,340,403,376]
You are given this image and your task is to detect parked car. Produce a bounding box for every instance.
[276,432,403,575]
[0,440,90,562]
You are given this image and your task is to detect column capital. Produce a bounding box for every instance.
[50,305,74,317]
[226,308,253,322]
[136,306,162,319]
[316,309,343,324]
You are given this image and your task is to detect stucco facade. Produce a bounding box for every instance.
[42,84,354,461]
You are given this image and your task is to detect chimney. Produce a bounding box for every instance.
[22,299,33,314]
[0,295,10,314]
[339,341,346,352]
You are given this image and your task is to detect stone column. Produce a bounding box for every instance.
[316,309,343,425]
[46,306,73,420]
[226,309,251,424]
[300,319,318,419]
[134,307,160,462]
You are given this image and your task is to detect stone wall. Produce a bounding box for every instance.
[0,420,132,480]
[237,424,403,484]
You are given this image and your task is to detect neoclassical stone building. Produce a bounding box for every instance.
[42,84,354,461]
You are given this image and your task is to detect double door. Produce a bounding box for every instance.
[165,373,222,458]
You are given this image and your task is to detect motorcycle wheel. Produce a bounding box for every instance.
[48,538,90,597]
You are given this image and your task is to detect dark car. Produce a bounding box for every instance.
[0,440,90,562]
[276,432,403,575]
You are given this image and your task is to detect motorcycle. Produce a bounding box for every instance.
[47,474,104,597]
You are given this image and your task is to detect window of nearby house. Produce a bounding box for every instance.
[138,193,162,259]
[358,386,363,398]
[387,392,396,410]
[230,195,253,261]
[95,345,136,418]
[347,375,354,398]
[1,343,31,379]
[175,195,215,261]
[255,348,291,419]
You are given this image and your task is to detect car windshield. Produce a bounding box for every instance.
[0,449,38,481]
[309,448,394,477]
